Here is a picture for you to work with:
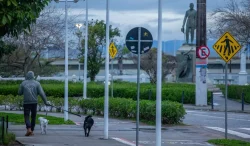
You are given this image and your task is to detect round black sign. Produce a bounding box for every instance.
[125,27,153,54]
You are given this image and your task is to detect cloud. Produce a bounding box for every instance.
[48,0,228,42]
[149,18,182,23]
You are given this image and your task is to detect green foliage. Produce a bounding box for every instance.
[0,112,74,125]
[0,81,214,104]
[3,132,15,145]
[218,84,250,103]
[0,0,50,37]
[79,20,121,81]
[0,81,198,104]
[0,95,79,114]
[0,39,16,59]
[79,97,186,124]
[208,139,250,146]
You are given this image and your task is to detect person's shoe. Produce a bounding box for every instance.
[25,128,32,136]
[30,131,34,136]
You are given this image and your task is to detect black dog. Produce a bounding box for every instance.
[83,115,94,137]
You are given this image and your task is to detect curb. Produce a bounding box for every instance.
[15,140,24,146]
[184,107,250,113]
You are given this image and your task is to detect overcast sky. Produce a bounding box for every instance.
[48,0,227,43]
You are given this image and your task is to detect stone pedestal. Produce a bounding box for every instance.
[176,44,196,83]
[239,50,248,85]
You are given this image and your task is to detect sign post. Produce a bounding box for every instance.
[125,27,153,146]
[109,42,118,98]
[213,31,242,139]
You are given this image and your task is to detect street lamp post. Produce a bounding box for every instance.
[83,0,88,99]
[75,23,82,81]
[54,0,79,121]
[104,0,110,139]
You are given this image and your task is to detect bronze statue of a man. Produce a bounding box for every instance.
[181,3,197,45]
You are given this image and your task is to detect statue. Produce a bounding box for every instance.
[181,3,197,45]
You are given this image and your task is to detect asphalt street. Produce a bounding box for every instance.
[184,110,250,140]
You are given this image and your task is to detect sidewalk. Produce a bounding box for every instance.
[184,92,250,113]
[5,91,249,146]
[5,111,220,146]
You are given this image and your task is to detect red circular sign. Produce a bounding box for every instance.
[198,46,210,59]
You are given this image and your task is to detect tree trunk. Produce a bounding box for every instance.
[118,56,123,75]
[90,76,95,81]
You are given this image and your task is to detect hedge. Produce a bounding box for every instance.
[0,95,80,112]
[218,85,250,103]
[79,97,186,124]
[0,95,186,125]
[0,81,212,104]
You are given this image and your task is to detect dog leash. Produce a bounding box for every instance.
[47,104,82,117]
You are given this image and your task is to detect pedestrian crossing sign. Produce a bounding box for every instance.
[109,42,118,59]
[212,32,241,63]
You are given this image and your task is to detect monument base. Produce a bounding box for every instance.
[238,72,248,85]
[176,44,196,83]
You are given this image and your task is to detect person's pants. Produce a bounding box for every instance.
[23,104,37,131]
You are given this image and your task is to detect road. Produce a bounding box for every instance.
[184,110,250,140]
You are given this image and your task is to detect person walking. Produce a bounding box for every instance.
[18,71,49,136]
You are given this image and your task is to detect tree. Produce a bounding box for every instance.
[0,7,77,77]
[113,43,130,75]
[209,0,250,46]
[131,48,177,84]
[0,39,16,59]
[79,20,120,81]
[0,0,50,37]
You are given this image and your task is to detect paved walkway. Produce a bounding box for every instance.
[4,91,250,146]
[4,111,219,146]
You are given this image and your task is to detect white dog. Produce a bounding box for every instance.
[38,117,49,134]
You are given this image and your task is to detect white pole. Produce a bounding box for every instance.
[174,39,176,56]
[83,0,88,99]
[111,59,114,98]
[78,62,80,80]
[64,0,69,121]
[156,0,162,145]
[104,0,110,139]
[136,27,141,146]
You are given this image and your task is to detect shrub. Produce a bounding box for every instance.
[3,132,16,145]
[0,95,80,113]
[218,84,250,103]
[79,97,186,124]
[0,81,211,104]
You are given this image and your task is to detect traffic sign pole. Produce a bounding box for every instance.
[212,31,242,140]
[136,27,141,146]
[111,58,113,98]
[225,62,228,139]
[125,27,153,146]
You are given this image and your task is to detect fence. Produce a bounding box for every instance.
[0,116,8,145]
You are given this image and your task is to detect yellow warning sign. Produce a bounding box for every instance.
[109,42,117,59]
[212,32,241,63]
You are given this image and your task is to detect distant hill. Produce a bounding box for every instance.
[42,39,245,59]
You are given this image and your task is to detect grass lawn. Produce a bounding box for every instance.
[208,139,250,146]
[0,112,75,125]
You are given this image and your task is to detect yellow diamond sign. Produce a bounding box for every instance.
[109,42,117,59]
[212,32,241,63]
